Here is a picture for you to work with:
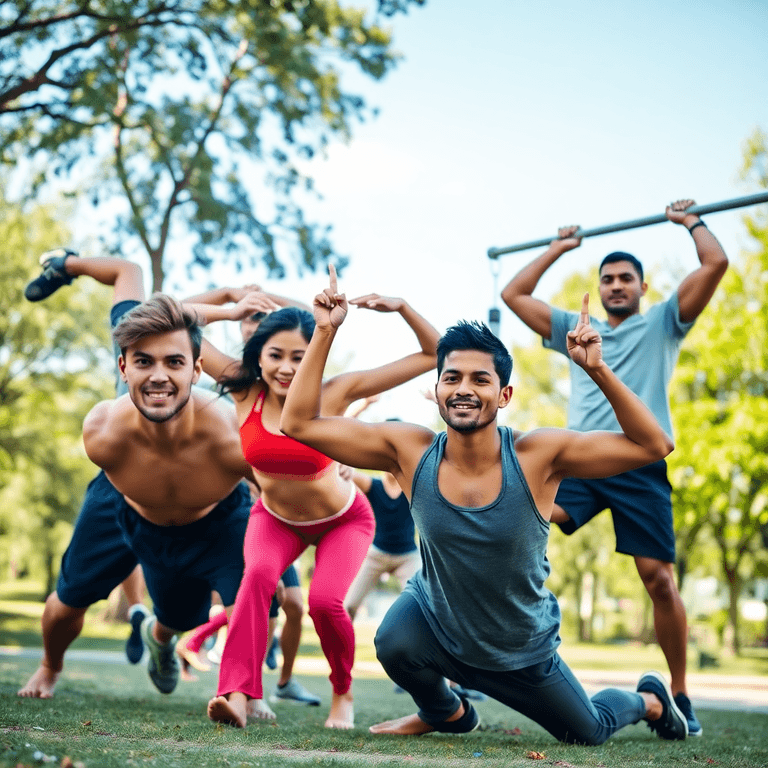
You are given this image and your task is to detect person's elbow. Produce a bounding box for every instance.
[649,432,674,462]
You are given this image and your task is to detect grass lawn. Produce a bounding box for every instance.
[2,579,768,766]
[2,656,768,768]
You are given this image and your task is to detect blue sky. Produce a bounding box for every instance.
[161,1,768,424]
[263,0,767,424]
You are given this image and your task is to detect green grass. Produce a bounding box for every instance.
[1,656,767,768]
[2,580,768,766]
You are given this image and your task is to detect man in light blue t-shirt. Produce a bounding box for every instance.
[502,199,728,738]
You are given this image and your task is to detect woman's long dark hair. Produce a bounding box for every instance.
[218,307,315,397]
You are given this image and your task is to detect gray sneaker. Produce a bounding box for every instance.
[141,615,179,694]
[270,678,321,706]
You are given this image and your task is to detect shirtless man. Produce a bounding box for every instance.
[82,290,277,695]
[18,251,278,700]
[278,269,688,743]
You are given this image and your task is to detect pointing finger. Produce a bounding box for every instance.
[580,292,590,325]
[328,263,338,295]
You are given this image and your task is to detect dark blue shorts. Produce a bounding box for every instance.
[56,471,139,608]
[116,483,251,632]
[554,460,676,563]
[269,563,300,618]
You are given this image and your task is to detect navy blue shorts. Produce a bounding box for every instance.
[56,301,142,607]
[56,471,139,608]
[554,460,676,563]
[116,483,251,632]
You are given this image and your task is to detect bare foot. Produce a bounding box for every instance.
[370,702,466,735]
[208,693,248,728]
[247,698,276,721]
[177,642,211,672]
[369,713,435,735]
[325,691,354,729]
[18,664,60,699]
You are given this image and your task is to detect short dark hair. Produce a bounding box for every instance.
[219,306,315,395]
[112,294,202,360]
[437,321,513,387]
[600,251,644,282]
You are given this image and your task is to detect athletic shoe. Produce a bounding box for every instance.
[674,692,703,737]
[207,646,222,665]
[270,678,321,706]
[264,634,279,670]
[637,671,688,740]
[141,615,179,694]
[125,605,150,664]
[24,249,78,301]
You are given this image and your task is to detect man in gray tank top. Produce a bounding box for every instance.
[280,266,689,744]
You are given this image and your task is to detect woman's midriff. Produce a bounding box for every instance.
[254,464,352,521]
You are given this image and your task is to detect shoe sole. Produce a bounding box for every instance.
[638,671,688,739]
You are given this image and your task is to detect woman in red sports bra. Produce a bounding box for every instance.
[188,276,439,730]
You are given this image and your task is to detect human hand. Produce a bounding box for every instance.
[229,283,262,302]
[231,291,280,320]
[553,225,582,253]
[566,293,603,371]
[421,387,438,404]
[665,199,697,226]
[348,294,405,313]
[313,264,348,331]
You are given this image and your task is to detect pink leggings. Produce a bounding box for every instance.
[185,609,228,653]
[217,490,375,699]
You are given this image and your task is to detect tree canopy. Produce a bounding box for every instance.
[1,0,407,291]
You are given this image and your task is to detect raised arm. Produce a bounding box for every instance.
[280,266,434,485]
[501,226,582,339]
[186,292,280,382]
[667,199,729,323]
[530,294,674,480]
[321,293,440,414]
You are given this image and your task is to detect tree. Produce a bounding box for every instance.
[0,191,114,593]
[1,0,405,292]
[668,128,768,653]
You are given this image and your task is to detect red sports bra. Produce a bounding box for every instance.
[240,390,335,478]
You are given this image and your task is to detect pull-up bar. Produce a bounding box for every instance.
[487,191,768,259]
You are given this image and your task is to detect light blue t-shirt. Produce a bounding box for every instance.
[543,293,693,437]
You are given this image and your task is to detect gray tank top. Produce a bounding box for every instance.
[405,427,561,671]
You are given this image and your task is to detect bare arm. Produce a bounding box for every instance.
[184,283,311,313]
[82,400,123,470]
[666,199,729,323]
[500,226,582,339]
[186,293,279,382]
[280,267,434,485]
[529,294,673,480]
[322,294,441,414]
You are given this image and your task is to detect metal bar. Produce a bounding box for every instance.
[487,191,768,259]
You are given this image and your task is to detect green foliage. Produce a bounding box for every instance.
[669,130,768,652]
[1,0,406,291]
[0,191,114,593]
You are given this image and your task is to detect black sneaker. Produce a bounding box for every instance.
[637,671,688,740]
[674,692,703,737]
[125,606,149,664]
[24,248,78,301]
